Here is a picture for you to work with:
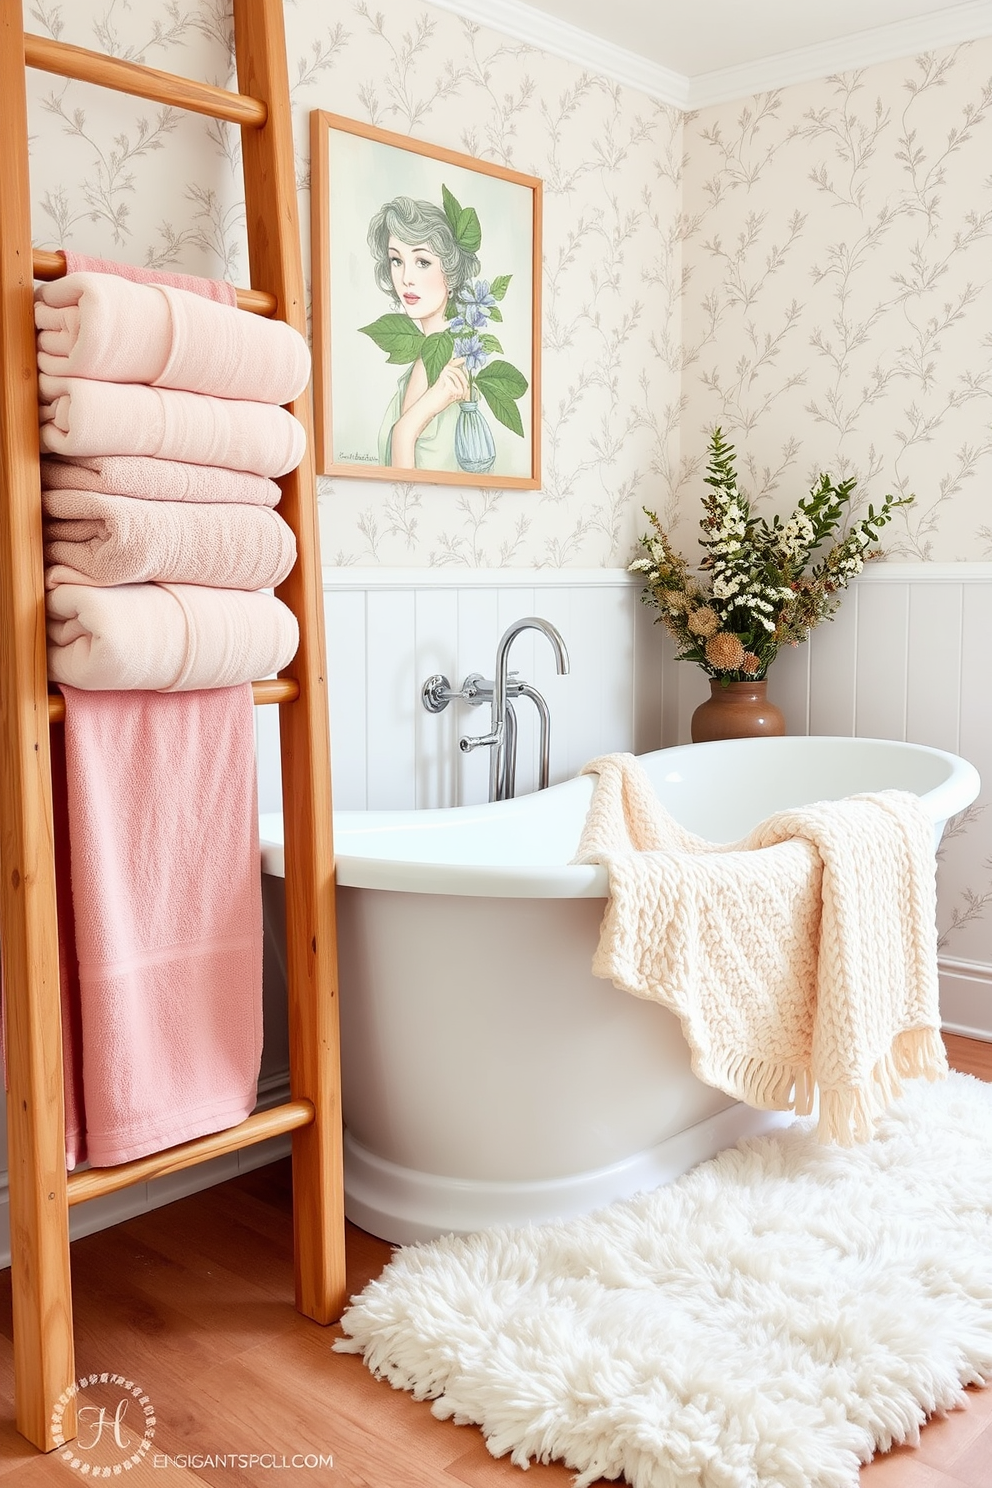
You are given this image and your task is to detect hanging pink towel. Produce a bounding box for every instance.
[41,454,282,507]
[60,250,237,306]
[36,273,310,403]
[59,683,263,1167]
[50,729,87,1169]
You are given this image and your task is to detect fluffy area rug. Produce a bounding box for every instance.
[335,1073,992,1488]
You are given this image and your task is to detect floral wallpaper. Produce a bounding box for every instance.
[23,0,684,569]
[23,6,992,564]
[680,42,992,562]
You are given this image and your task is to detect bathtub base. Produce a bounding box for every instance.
[344,1102,796,1244]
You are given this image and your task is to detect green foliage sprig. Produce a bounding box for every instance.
[630,428,912,682]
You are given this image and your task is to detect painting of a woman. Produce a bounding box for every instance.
[311,111,541,487]
[367,197,479,471]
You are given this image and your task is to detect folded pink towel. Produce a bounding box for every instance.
[41,454,281,507]
[38,374,306,477]
[61,250,237,305]
[36,273,310,404]
[46,583,299,691]
[43,489,297,591]
[57,683,263,1167]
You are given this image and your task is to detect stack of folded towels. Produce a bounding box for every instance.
[35,264,313,1170]
[37,269,308,689]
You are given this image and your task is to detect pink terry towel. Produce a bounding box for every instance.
[46,582,299,692]
[58,683,263,1167]
[38,374,306,478]
[41,454,281,507]
[36,273,311,404]
[43,490,297,591]
[50,728,87,1168]
[60,250,237,306]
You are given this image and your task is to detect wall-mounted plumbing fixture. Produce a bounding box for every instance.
[421,616,569,802]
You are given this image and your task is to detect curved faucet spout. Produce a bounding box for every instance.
[490,617,569,802]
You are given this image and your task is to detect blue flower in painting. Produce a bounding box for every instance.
[449,303,489,333]
[456,279,497,313]
[452,335,488,375]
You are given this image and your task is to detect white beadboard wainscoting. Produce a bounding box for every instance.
[254,567,663,815]
[1,563,988,1266]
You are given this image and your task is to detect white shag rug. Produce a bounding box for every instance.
[335,1073,992,1488]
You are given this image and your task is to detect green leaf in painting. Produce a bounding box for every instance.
[454,206,482,253]
[490,274,512,301]
[480,333,503,354]
[487,304,503,323]
[421,329,455,387]
[475,360,528,438]
[359,314,423,364]
[441,184,462,234]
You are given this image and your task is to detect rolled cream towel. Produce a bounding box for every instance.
[36,272,310,403]
[43,490,297,591]
[38,374,306,478]
[46,583,299,691]
[41,455,281,507]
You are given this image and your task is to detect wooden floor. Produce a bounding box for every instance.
[2,1033,991,1486]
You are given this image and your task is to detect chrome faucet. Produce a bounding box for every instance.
[488,617,568,801]
[421,616,569,802]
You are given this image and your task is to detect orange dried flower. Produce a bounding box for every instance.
[741,651,761,675]
[688,605,719,638]
[704,633,745,671]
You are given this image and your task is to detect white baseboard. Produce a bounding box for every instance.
[0,1072,292,1273]
[940,957,992,1043]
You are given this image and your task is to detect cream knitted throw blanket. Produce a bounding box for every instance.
[573,753,947,1144]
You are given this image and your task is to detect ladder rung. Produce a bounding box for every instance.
[32,250,277,316]
[66,1099,315,1206]
[47,677,299,723]
[24,32,267,128]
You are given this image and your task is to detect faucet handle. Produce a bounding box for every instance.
[422,672,511,711]
[459,720,504,754]
[421,674,455,713]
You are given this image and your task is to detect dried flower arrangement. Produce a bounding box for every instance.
[630,429,910,683]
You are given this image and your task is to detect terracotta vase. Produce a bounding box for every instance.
[690,678,785,744]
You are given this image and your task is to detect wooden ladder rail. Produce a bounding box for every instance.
[0,0,346,1452]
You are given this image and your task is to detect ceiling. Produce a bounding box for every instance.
[434,0,992,104]
[509,0,982,77]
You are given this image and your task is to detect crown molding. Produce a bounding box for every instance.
[688,0,992,107]
[427,0,992,111]
[425,0,690,108]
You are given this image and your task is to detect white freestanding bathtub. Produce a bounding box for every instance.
[259,736,980,1243]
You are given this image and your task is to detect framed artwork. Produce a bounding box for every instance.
[310,111,542,488]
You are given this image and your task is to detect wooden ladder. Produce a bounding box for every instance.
[0,0,346,1451]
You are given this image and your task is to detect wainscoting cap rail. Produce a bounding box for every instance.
[321,566,644,588]
[320,562,992,590]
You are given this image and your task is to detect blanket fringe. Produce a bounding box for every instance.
[817,1027,948,1145]
[700,1049,801,1113]
[706,1027,947,1146]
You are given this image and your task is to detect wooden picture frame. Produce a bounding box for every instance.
[310,111,542,488]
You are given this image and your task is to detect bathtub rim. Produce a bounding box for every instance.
[259,735,981,899]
